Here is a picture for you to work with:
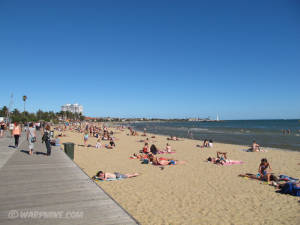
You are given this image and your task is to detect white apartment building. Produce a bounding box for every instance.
[61,103,83,114]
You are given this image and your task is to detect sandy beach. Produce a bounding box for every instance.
[59,127,300,225]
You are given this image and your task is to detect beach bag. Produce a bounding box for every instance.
[279,182,300,196]
[42,133,48,142]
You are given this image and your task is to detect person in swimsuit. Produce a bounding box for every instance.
[251,140,260,152]
[83,131,89,147]
[109,137,115,147]
[143,142,149,153]
[258,158,272,182]
[165,143,172,153]
[148,154,185,166]
[95,138,102,149]
[94,171,139,180]
[207,152,228,165]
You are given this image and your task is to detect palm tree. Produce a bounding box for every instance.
[22,95,27,113]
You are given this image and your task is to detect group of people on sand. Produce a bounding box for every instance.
[129,139,185,167]
[197,139,213,148]
[142,142,174,155]
[79,124,116,149]
[90,126,299,197]
[239,158,300,195]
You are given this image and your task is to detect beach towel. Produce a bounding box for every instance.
[241,149,268,152]
[278,182,300,196]
[222,160,244,166]
[279,175,299,182]
[93,176,123,181]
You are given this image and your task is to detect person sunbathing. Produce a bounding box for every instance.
[148,154,185,166]
[249,140,260,152]
[258,158,272,182]
[167,136,179,141]
[196,139,210,148]
[109,137,116,147]
[93,171,139,180]
[238,173,279,183]
[159,143,175,153]
[130,153,150,159]
[150,144,159,155]
[165,143,172,153]
[207,152,229,165]
[143,143,150,153]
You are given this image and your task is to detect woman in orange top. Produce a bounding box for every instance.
[12,122,21,148]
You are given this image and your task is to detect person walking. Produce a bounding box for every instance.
[42,124,52,156]
[12,122,21,148]
[0,121,5,137]
[27,122,36,155]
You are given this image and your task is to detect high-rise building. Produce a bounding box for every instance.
[61,103,83,114]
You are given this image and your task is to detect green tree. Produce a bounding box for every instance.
[0,106,8,117]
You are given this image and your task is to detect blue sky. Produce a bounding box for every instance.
[0,0,299,119]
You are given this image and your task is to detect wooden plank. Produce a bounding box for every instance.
[0,133,139,225]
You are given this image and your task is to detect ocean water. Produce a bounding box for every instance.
[130,120,300,151]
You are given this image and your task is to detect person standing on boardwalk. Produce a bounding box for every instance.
[12,122,21,148]
[0,121,6,137]
[42,124,52,156]
[27,122,36,155]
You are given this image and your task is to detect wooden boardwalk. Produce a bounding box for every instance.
[0,132,139,225]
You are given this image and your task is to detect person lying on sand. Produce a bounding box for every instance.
[238,173,279,183]
[93,171,139,180]
[148,154,185,166]
[167,136,179,141]
[130,153,148,159]
[207,152,228,164]
[139,138,149,143]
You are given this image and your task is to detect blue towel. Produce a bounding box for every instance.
[279,175,299,182]
[93,176,123,181]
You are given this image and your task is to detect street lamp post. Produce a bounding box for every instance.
[22,95,27,122]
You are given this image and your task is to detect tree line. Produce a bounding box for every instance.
[0,106,84,123]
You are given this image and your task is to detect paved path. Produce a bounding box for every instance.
[0,132,139,225]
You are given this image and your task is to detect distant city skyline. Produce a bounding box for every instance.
[0,0,299,120]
